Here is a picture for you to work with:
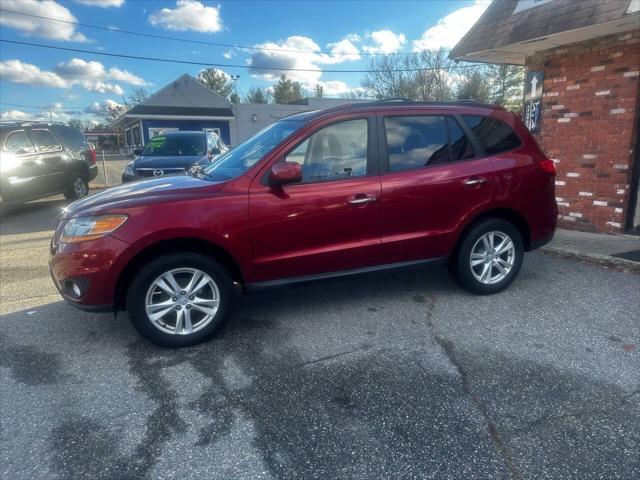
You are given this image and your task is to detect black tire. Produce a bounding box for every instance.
[450,218,524,295]
[126,253,234,347]
[64,172,89,200]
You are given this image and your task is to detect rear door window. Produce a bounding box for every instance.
[30,129,62,153]
[384,116,449,171]
[3,130,36,155]
[461,115,521,155]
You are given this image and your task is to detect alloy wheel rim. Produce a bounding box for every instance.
[74,177,87,196]
[470,231,515,285]
[144,268,220,335]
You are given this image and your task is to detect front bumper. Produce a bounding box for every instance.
[49,232,131,311]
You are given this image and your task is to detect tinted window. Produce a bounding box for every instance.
[448,118,475,161]
[141,134,206,156]
[30,129,62,153]
[385,116,449,171]
[52,126,88,149]
[462,115,521,155]
[3,130,36,155]
[284,119,368,182]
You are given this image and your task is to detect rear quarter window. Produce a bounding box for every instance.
[461,115,521,155]
[51,126,89,150]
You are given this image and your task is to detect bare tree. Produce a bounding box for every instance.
[455,68,492,102]
[361,49,455,101]
[126,88,150,107]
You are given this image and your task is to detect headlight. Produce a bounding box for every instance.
[60,215,128,243]
[123,162,135,177]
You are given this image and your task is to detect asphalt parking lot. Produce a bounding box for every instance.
[1,195,639,480]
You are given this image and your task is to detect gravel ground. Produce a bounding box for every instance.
[1,195,638,480]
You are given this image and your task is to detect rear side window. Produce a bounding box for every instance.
[461,115,521,155]
[52,126,88,150]
[30,129,62,153]
[384,116,449,171]
[3,130,36,155]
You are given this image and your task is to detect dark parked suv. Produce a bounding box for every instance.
[121,130,228,182]
[50,100,557,347]
[1,121,97,208]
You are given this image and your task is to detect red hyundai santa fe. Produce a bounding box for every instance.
[50,100,557,346]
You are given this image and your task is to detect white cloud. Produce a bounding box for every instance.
[0,0,88,42]
[0,60,68,88]
[247,35,361,84]
[363,30,406,54]
[323,38,361,64]
[106,67,147,86]
[74,0,125,7]
[85,99,125,115]
[148,0,223,33]
[413,0,490,51]
[314,80,367,97]
[0,107,73,123]
[0,58,146,96]
[222,50,235,59]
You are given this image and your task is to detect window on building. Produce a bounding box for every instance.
[284,119,368,182]
[132,127,141,145]
[384,116,449,171]
[125,129,132,146]
[30,129,62,153]
[461,115,521,155]
[3,131,36,154]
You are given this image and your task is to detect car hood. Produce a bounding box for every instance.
[133,155,206,169]
[61,174,225,218]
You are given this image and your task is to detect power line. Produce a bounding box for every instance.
[0,7,447,57]
[0,39,478,74]
[0,101,89,110]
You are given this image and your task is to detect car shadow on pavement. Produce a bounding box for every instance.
[2,262,638,479]
[1,197,68,236]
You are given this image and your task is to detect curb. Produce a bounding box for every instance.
[541,246,640,273]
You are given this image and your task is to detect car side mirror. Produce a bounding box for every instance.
[133,148,142,156]
[269,161,302,186]
[13,148,29,156]
[209,147,221,157]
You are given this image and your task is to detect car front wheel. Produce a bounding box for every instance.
[450,218,524,295]
[126,253,234,347]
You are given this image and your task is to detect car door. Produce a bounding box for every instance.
[378,112,495,264]
[1,129,42,203]
[27,128,66,194]
[248,116,382,282]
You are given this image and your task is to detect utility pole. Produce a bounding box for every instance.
[230,74,240,98]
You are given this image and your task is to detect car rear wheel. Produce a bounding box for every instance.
[450,218,523,295]
[64,172,89,200]
[126,253,234,347]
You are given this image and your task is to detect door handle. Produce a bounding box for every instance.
[463,177,488,186]
[348,195,376,205]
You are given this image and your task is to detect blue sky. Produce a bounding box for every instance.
[0,0,488,123]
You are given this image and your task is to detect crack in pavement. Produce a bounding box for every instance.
[433,334,524,480]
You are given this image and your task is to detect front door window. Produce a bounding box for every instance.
[284,119,368,182]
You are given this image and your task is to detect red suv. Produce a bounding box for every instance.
[50,101,557,346]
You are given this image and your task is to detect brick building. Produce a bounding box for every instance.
[450,0,640,234]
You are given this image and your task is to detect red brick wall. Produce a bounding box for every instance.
[526,30,639,233]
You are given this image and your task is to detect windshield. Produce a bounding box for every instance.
[202,120,304,181]
[141,134,206,156]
